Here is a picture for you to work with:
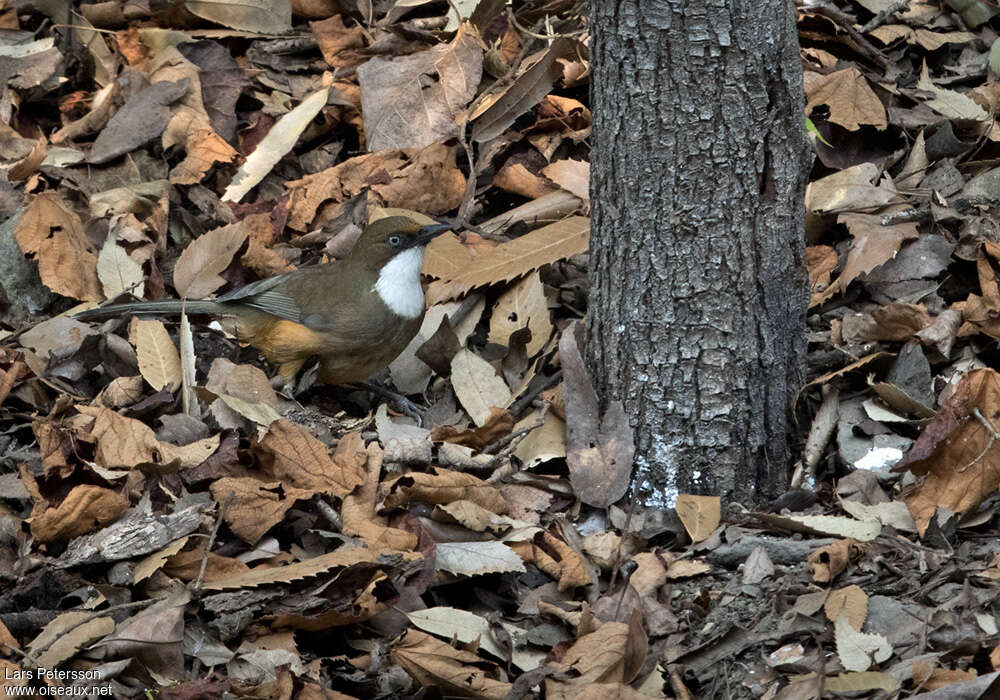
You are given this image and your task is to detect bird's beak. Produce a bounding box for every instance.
[413,223,452,247]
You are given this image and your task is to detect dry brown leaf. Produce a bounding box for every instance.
[258,422,365,497]
[494,162,559,199]
[170,128,238,185]
[825,584,868,630]
[81,405,162,469]
[513,408,566,469]
[163,543,250,582]
[561,324,634,507]
[380,467,508,514]
[173,220,249,298]
[424,216,589,304]
[342,443,418,552]
[202,545,419,591]
[358,24,482,151]
[629,552,668,596]
[804,163,898,215]
[508,531,590,591]
[28,611,115,669]
[431,406,515,450]
[311,14,367,68]
[471,38,574,143]
[15,192,102,302]
[894,368,1000,533]
[542,158,589,200]
[545,616,647,697]
[391,629,511,700]
[29,484,129,543]
[210,476,315,544]
[807,538,865,583]
[805,67,888,131]
[132,318,182,392]
[488,271,552,356]
[288,142,466,231]
[184,0,290,34]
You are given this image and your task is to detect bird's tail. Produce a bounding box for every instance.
[74,299,224,322]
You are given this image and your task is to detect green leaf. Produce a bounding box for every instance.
[805,116,833,148]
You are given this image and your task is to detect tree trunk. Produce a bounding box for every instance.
[588,0,811,506]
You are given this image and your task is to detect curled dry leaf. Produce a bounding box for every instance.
[807,538,866,583]
[380,467,508,514]
[29,484,129,543]
[507,531,591,591]
[391,629,512,700]
[892,368,1000,534]
[470,38,574,143]
[342,443,418,552]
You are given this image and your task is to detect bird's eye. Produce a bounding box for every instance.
[388,235,402,247]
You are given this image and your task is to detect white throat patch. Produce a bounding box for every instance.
[373,247,425,319]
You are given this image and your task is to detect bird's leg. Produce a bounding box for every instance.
[354,381,426,424]
[277,359,306,387]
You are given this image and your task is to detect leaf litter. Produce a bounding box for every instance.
[4,0,1000,698]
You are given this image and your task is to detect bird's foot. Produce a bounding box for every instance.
[359,382,426,424]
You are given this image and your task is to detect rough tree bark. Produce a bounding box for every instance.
[588,0,811,505]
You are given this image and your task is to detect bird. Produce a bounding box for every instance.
[75,216,452,388]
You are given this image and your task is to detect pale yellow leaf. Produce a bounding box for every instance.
[451,349,512,426]
[133,319,181,392]
[97,235,144,299]
[675,494,721,543]
[488,271,552,356]
[222,88,329,203]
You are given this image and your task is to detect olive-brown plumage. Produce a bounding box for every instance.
[75,216,451,384]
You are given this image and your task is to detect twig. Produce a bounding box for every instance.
[958,408,999,473]
[508,370,562,418]
[484,402,549,455]
[315,497,342,531]
[192,490,234,594]
[608,473,647,593]
[859,0,910,33]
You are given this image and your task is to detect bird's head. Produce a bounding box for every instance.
[353,216,452,271]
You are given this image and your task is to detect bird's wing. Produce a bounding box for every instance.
[216,272,304,323]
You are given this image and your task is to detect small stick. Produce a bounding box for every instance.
[192,491,234,594]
